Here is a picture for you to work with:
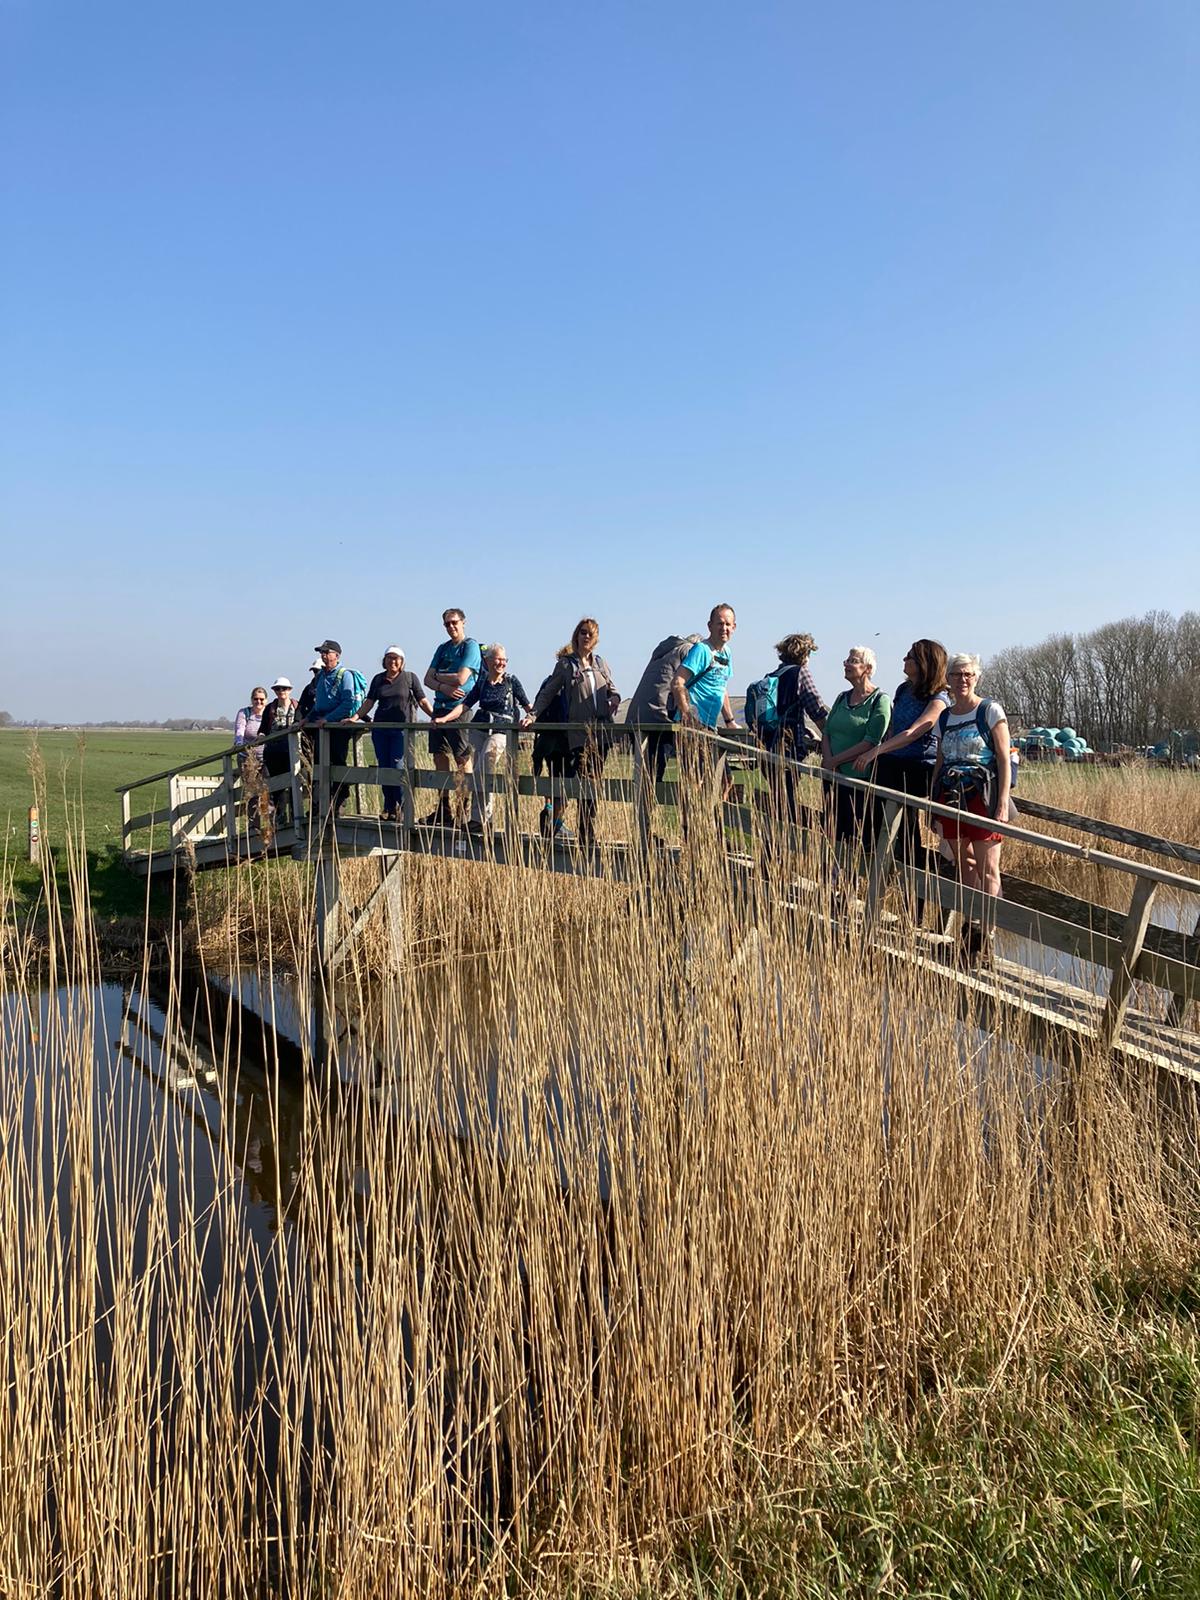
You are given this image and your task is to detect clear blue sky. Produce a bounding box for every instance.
[3,0,1197,722]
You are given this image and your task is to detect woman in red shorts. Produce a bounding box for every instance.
[931,653,1012,901]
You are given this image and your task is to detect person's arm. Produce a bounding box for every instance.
[438,641,483,702]
[799,668,829,727]
[511,676,535,727]
[423,653,443,694]
[720,689,737,730]
[856,694,945,769]
[234,709,248,747]
[356,698,376,723]
[435,677,480,725]
[991,714,1012,820]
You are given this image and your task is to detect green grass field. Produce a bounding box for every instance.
[0,728,224,919]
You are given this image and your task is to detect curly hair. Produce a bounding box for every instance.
[775,632,817,665]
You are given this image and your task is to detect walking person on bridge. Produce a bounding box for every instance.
[307,639,366,818]
[421,608,483,830]
[821,645,891,857]
[670,604,739,839]
[625,631,702,792]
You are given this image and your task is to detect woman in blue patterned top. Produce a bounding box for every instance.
[432,643,533,832]
[853,639,950,904]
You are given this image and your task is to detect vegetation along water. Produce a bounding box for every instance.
[2,732,1200,1596]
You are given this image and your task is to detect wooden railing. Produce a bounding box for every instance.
[116,719,1200,1055]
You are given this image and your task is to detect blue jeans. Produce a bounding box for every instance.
[372,726,407,816]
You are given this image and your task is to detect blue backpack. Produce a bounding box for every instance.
[744,671,781,738]
[334,665,369,713]
[939,698,1018,789]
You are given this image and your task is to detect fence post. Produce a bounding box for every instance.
[289,729,304,839]
[402,724,416,838]
[505,727,519,854]
[316,729,330,830]
[630,729,650,861]
[222,756,237,854]
[863,800,902,928]
[1099,877,1158,1049]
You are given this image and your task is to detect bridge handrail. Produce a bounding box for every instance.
[116,721,1200,898]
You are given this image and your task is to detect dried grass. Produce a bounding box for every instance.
[1,803,1198,1597]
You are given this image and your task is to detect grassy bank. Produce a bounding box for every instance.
[3,816,1199,1596]
[0,727,219,920]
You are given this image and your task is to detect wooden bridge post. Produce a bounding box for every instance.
[315,847,341,970]
[1099,877,1158,1050]
[863,800,902,929]
[630,730,651,862]
[315,729,330,830]
[402,726,417,834]
[222,755,237,855]
[288,729,304,838]
[505,728,519,853]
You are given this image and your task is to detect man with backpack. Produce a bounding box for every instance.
[625,631,702,790]
[420,607,484,829]
[308,638,367,817]
[671,604,739,837]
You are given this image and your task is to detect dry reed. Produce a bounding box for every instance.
[1,799,1198,1598]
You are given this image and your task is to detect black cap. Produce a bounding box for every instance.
[314,639,342,654]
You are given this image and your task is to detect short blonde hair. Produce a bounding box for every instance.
[847,644,876,674]
[947,652,982,678]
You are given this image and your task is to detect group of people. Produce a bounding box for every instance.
[233,604,1013,901]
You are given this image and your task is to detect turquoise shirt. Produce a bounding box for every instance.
[428,637,483,714]
[673,641,733,729]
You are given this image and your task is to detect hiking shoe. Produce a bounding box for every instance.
[552,823,575,845]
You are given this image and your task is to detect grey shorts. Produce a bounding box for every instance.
[428,725,470,761]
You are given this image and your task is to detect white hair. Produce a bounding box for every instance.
[483,642,506,661]
[948,652,982,678]
[848,643,877,674]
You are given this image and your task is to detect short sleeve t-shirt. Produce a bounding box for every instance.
[673,642,733,729]
[825,688,892,771]
[428,638,483,714]
[367,669,425,724]
[941,699,1006,768]
[887,685,952,764]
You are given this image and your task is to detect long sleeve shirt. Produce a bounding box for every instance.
[776,663,829,747]
[312,666,358,723]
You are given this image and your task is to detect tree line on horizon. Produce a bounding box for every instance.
[985,610,1200,750]
[0,712,235,732]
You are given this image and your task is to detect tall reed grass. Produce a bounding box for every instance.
[1,804,1198,1597]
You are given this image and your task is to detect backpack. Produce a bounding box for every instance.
[334,665,368,713]
[627,634,702,726]
[744,670,781,738]
[938,698,1018,788]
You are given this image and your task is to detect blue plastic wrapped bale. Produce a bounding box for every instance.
[1059,727,1076,740]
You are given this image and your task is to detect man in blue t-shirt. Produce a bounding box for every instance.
[420,607,484,827]
[671,604,739,832]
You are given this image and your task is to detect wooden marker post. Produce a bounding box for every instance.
[28,806,40,864]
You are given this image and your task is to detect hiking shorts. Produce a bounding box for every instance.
[428,726,470,761]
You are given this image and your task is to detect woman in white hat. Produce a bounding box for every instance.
[356,648,434,821]
[260,677,300,826]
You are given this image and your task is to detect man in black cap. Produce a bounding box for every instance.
[307,639,363,816]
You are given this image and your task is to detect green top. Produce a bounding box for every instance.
[826,688,892,770]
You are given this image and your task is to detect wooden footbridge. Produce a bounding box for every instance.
[116,722,1200,1081]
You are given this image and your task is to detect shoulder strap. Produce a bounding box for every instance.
[975,698,996,749]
